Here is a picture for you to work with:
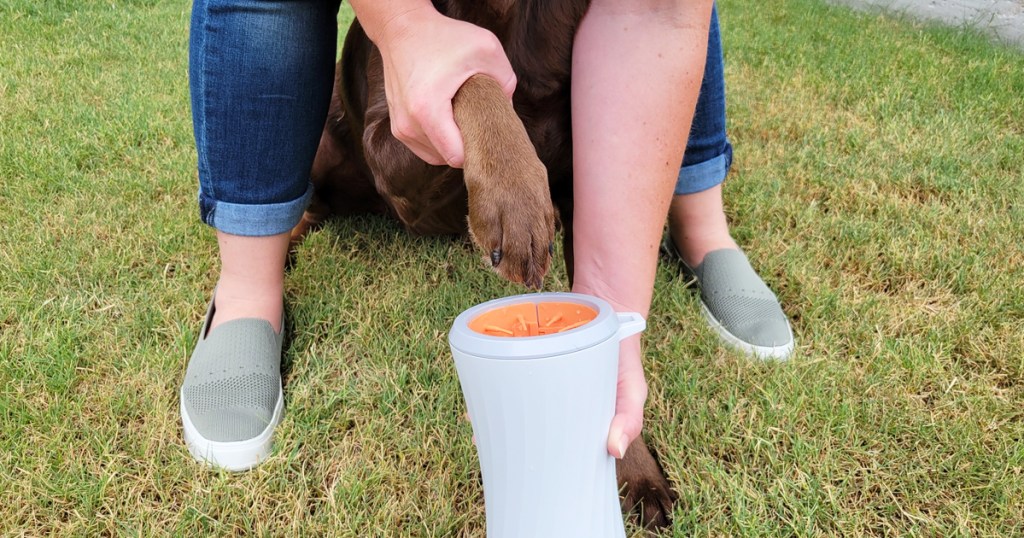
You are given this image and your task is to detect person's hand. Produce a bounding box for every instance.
[607,335,647,458]
[374,6,517,167]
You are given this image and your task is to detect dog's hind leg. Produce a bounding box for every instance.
[290,130,344,249]
[616,438,678,530]
[291,100,385,254]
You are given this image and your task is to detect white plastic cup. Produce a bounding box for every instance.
[449,292,646,538]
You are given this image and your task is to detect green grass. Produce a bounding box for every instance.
[1,0,1022,535]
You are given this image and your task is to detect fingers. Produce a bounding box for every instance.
[607,338,647,458]
[390,100,464,167]
[419,100,466,167]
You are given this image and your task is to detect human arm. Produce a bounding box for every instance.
[570,0,714,457]
[347,0,517,167]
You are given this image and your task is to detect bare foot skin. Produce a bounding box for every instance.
[210,231,290,333]
[667,183,737,267]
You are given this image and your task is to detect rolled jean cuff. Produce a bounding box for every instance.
[674,145,733,195]
[199,182,312,237]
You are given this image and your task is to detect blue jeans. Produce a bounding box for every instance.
[676,3,732,195]
[190,0,341,236]
[190,1,729,235]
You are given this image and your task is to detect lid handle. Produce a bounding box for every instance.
[615,312,646,341]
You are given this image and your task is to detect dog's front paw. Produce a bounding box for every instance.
[617,438,677,530]
[466,158,555,288]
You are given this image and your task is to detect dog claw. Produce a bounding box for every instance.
[549,242,554,256]
[490,249,502,267]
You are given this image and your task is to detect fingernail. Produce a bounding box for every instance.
[617,434,628,459]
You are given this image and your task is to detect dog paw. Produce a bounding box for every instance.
[466,158,556,288]
[617,438,678,530]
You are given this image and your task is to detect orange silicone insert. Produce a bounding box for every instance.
[468,302,598,337]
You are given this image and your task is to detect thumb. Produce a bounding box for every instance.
[497,71,517,100]
[607,410,644,459]
[607,338,647,458]
[476,45,517,100]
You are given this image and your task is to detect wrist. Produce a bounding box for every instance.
[572,281,650,319]
[354,1,438,45]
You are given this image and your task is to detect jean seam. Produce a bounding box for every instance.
[196,1,214,204]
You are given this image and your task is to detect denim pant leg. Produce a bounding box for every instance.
[675,3,733,195]
[190,0,341,236]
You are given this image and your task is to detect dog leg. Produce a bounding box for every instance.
[453,75,556,288]
[290,197,329,247]
[295,92,388,251]
[617,437,678,529]
[291,130,338,247]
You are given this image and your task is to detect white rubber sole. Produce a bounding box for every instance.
[180,388,284,472]
[700,302,794,360]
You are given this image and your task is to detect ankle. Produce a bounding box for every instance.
[668,188,738,267]
[211,281,284,333]
[211,231,290,333]
[669,227,737,267]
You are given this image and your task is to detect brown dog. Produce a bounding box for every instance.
[295,1,678,529]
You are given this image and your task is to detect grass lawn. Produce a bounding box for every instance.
[1,0,1022,535]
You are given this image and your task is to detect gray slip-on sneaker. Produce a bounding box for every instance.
[180,296,284,471]
[663,236,794,360]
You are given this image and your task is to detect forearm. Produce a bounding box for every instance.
[571,0,713,316]
[348,0,436,44]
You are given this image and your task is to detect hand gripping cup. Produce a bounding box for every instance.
[449,292,646,538]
